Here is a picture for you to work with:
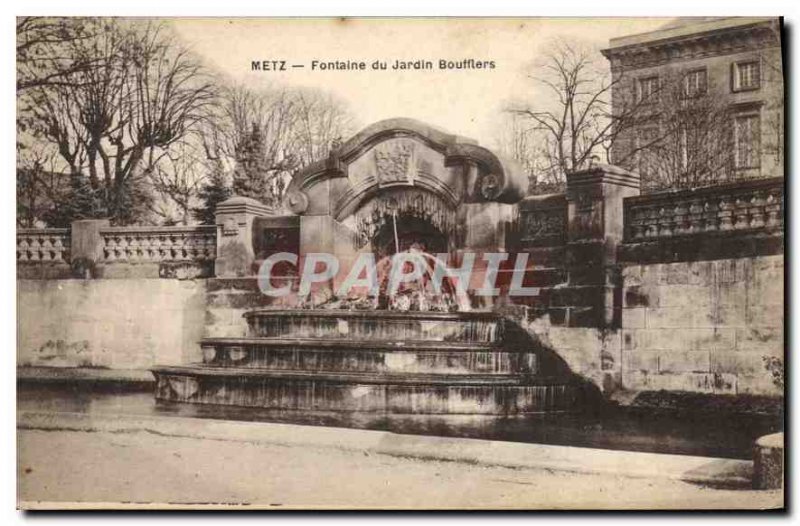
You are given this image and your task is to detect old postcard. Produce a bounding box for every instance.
[16,16,785,510]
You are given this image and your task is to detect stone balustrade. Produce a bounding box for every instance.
[624,177,784,242]
[100,226,217,263]
[18,224,217,279]
[16,228,71,263]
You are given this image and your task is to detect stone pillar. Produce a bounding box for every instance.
[298,215,360,302]
[214,196,273,277]
[459,202,518,310]
[565,163,640,327]
[460,202,516,252]
[753,432,784,490]
[70,219,110,278]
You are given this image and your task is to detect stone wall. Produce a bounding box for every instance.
[615,177,784,397]
[620,256,783,396]
[515,256,783,399]
[16,174,784,399]
[17,279,207,370]
[513,174,784,398]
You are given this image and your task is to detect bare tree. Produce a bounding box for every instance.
[291,89,355,167]
[505,38,650,191]
[628,71,736,191]
[148,142,209,225]
[201,86,298,206]
[18,17,356,226]
[494,112,547,193]
[201,84,354,207]
[18,18,217,225]
[16,17,99,93]
[16,144,69,227]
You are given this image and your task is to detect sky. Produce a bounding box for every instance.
[169,18,669,150]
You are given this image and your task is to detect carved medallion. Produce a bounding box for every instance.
[480,172,502,200]
[373,141,416,185]
[285,190,309,214]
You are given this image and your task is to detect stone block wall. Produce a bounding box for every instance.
[516,174,783,398]
[620,256,783,396]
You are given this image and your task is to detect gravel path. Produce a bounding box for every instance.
[17,429,783,510]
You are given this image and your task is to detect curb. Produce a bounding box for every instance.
[17,410,752,488]
[17,367,154,386]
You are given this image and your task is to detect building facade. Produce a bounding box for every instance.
[602,18,783,191]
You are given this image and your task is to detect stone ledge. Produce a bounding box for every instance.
[618,390,784,417]
[17,366,154,387]
[618,232,784,264]
[17,410,753,488]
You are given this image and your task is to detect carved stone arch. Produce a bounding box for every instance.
[283,118,527,218]
[333,171,460,223]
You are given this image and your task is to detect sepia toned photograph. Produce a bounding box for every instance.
[15,15,785,510]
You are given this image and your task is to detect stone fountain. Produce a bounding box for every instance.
[152,118,586,415]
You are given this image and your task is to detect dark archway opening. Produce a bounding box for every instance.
[371,214,448,258]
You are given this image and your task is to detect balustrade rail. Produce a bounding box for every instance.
[100,226,216,263]
[624,177,783,242]
[17,228,71,263]
[17,225,216,265]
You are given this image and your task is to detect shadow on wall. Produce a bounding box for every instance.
[501,317,607,411]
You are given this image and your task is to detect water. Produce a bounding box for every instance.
[17,383,781,460]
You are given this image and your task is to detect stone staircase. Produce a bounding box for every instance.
[152,310,582,414]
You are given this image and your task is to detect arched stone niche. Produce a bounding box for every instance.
[285,118,524,215]
[281,117,525,255]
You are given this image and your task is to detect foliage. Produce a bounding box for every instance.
[16,17,356,227]
[193,159,232,225]
[763,356,784,391]
[203,85,353,209]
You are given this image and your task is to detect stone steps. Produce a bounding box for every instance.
[152,309,582,415]
[154,365,564,385]
[153,366,579,414]
[200,338,537,375]
[244,309,505,343]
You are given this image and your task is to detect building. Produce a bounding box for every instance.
[601,17,783,190]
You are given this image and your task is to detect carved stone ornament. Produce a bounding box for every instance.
[373,141,416,185]
[285,190,309,214]
[522,212,565,240]
[480,172,502,200]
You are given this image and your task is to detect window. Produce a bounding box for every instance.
[734,114,761,169]
[637,76,660,103]
[732,60,761,92]
[683,68,707,98]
